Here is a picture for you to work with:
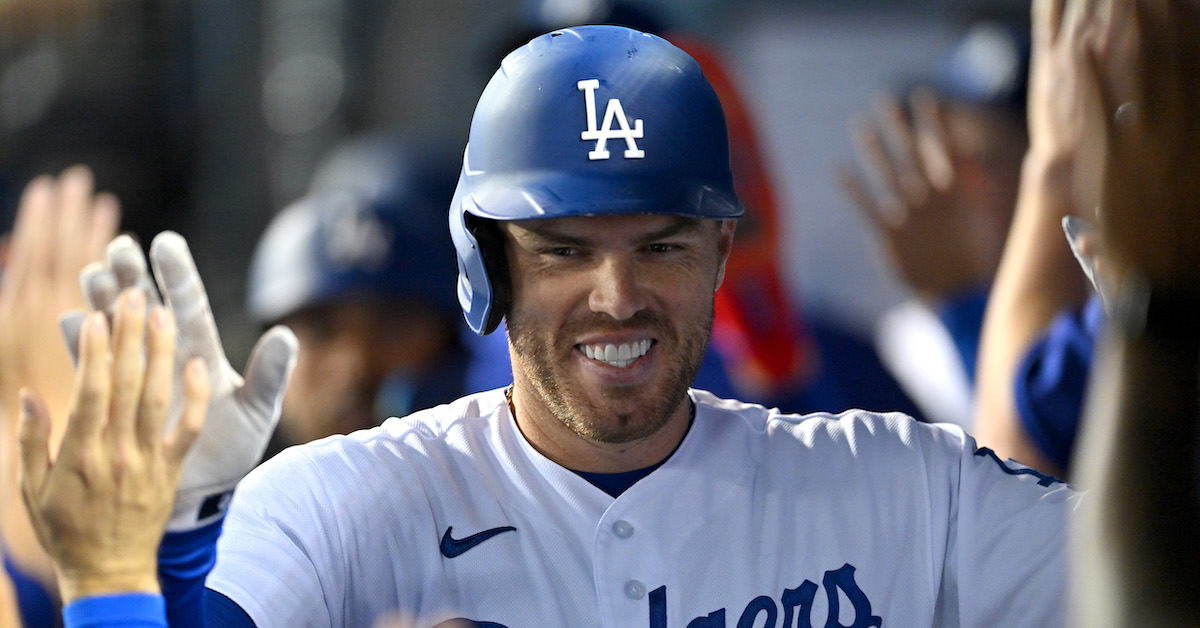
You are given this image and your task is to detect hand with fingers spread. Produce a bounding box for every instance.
[840,88,1023,302]
[67,232,298,532]
[0,166,120,437]
[0,165,120,589]
[19,292,210,603]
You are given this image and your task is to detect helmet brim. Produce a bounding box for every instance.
[460,171,744,221]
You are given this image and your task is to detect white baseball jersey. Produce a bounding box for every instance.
[207,388,1075,627]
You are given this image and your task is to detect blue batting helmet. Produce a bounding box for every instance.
[247,134,459,325]
[449,25,744,335]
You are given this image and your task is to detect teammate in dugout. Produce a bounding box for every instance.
[20,25,1075,627]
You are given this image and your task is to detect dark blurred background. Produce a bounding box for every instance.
[0,0,1029,366]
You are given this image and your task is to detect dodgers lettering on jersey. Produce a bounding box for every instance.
[646,563,880,628]
[209,389,1076,628]
[438,562,880,628]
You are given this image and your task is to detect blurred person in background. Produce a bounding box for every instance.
[0,166,120,626]
[840,20,1030,427]
[246,133,471,458]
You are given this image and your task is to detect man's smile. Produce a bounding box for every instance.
[579,339,654,368]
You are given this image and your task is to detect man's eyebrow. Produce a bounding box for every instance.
[637,218,706,242]
[518,216,706,245]
[516,224,590,246]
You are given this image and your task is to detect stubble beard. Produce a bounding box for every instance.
[507,302,713,445]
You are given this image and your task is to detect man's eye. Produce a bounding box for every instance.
[548,247,575,256]
[648,243,676,253]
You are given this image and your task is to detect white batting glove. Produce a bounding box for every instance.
[62,232,297,531]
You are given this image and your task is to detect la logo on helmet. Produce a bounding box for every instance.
[578,79,645,160]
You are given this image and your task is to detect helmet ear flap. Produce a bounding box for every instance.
[467,215,510,335]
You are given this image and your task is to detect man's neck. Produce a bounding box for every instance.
[505,385,693,473]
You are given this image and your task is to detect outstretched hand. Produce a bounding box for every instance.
[1078,0,1200,288]
[19,292,210,603]
[839,90,1010,301]
[0,166,120,442]
[1068,0,1200,624]
[0,165,120,586]
[65,232,298,531]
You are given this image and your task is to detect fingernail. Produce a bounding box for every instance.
[187,358,207,380]
[150,306,171,330]
[87,311,107,334]
[126,289,145,311]
[19,389,36,418]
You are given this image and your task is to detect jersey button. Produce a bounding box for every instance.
[612,520,634,538]
[624,580,646,600]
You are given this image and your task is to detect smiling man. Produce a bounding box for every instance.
[25,24,1075,628]
[502,214,732,468]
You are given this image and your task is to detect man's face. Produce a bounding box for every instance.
[502,213,735,445]
[279,299,448,445]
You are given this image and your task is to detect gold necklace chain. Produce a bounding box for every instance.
[504,384,516,417]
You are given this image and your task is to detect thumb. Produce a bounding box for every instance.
[237,325,297,420]
[148,232,228,370]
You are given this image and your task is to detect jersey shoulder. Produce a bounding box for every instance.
[691,387,967,459]
[689,388,1006,500]
[240,388,509,500]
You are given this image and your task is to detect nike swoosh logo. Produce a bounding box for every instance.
[440,525,517,558]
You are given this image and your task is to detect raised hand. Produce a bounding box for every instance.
[1078,0,1200,288]
[1069,1,1200,623]
[0,167,120,439]
[18,292,210,603]
[0,166,120,586]
[969,0,1116,475]
[67,232,297,531]
[839,89,1013,301]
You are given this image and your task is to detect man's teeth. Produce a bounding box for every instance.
[583,339,652,368]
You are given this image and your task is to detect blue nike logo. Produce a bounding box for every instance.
[440,525,517,558]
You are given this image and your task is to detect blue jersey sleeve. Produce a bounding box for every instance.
[1013,295,1104,471]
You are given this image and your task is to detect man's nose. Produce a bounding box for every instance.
[588,256,647,321]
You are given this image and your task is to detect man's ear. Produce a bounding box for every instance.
[714,219,737,291]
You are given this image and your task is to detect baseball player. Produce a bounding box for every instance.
[245,134,468,456]
[22,25,1075,627]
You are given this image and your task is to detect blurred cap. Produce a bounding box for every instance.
[247,133,459,325]
[932,21,1030,112]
